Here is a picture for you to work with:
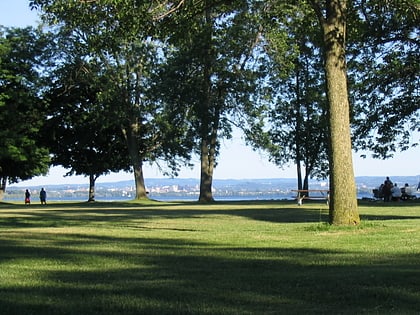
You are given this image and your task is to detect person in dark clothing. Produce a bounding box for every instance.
[25,189,31,205]
[382,177,393,202]
[39,188,47,205]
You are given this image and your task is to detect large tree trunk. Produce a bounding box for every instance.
[198,3,216,203]
[124,123,148,200]
[0,176,6,201]
[319,0,360,225]
[88,174,96,202]
[133,159,147,200]
[199,138,215,202]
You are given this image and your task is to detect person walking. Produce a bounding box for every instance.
[25,189,31,205]
[39,188,47,205]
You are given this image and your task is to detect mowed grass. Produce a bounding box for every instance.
[0,199,419,315]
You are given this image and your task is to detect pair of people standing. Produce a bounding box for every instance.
[24,188,47,205]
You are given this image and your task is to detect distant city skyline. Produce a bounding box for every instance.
[2,0,419,188]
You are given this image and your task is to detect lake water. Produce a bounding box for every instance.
[4,191,377,203]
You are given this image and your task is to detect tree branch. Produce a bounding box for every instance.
[152,0,186,20]
[307,0,325,25]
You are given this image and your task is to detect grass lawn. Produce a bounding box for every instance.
[0,199,419,314]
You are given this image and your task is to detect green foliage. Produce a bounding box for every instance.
[247,2,329,186]
[0,27,50,185]
[33,0,195,191]
[155,0,267,201]
[347,0,420,158]
[44,59,131,179]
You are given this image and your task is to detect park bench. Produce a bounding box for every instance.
[291,189,330,206]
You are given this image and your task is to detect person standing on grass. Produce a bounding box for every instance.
[39,188,47,205]
[25,189,31,205]
[382,177,393,202]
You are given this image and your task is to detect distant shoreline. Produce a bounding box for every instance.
[4,176,419,203]
[8,175,420,189]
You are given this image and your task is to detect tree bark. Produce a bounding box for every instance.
[199,138,215,202]
[296,160,303,190]
[303,170,309,192]
[124,123,148,200]
[318,0,360,225]
[88,174,96,202]
[295,63,303,192]
[133,159,148,200]
[0,176,6,201]
[198,2,216,203]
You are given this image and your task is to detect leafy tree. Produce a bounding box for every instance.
[261,1,359,224]
[32,0,193,199]
[157,0,265,202]
[260,0,417,225]
[303,0,359,224]
[44,59,131,202]
[0,27,50,199]
[249,2,329,195]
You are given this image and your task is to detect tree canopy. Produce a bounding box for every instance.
[247,0,418,224]
[43,59,131,201]
[32,0,194,199]
[247,1,329,192]
[0,27,50,197]
[155,0,266,201]
[348,0,420,158]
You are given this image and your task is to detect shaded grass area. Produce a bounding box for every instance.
[0,200,419,314]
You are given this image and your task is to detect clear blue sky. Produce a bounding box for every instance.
[2,0,419,186]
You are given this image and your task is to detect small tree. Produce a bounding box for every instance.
[44,60,130,201]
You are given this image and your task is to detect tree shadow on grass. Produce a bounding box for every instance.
[0,206,329,230]
[1,199,419,230]
[358,199,420,207]
[361,214,420,221]
[1,200,419,314]
[0,233,419,315]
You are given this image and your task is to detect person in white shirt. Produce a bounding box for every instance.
[402,183,415,200]
[391,183,402,201]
